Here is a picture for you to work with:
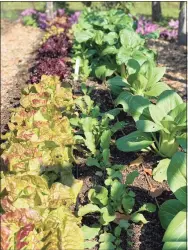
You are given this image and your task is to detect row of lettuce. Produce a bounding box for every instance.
[0,8,186,250]
[0,14,85,250]
[72,8,186,250]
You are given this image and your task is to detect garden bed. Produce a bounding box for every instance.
[0,7,186,250]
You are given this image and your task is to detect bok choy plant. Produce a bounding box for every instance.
[72,8,155,81]
[116,90,186,157]
[108,60,171,98]
[116,90,186,181]
[158,152,186,250]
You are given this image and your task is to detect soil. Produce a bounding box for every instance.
[147,39,187,100]
[1,19,187,250]
[1,20,43,133]
[72,81,172,250]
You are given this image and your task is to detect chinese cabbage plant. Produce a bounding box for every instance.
[159,152,186,250]
[108,60,171,98]
[72,8,155,80]
[116,90,186,181]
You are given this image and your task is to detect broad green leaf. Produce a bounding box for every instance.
[128,95,151,121]
[120,29,144,48]
[116,46,131,65]
[99,232,116,242]
[131,213,148,224]
[122,195,135,214]
[94,30,104,45]
[44,141,59,149]
[163,241,186,250]
[74,135,85,143]
[100,130,111,149]
[84,241,98,249]
[136,120,162,132]
[145,82,171,97]
[84,132,96,154]
[99,242,115,250]
[95,64,115,80]
[100,207,116,225]
[81,83,88,95]
[75,30,94,43]
[104,32,118,45]
[82,225,100,240]
[176,134,187,152]
[111,180,124,202]
[82,117,96,132]
[127,59,140,75]
[148,67,166,86]
[70,117,79,126]
[167,152,186,205]
[86,157,101,168]
[101,46,117,56]
[114,226,121,237]
[168,103,186,125]
[163,209,186,243]
[159,199,185,230]
[125,170,139,185]
[115,90,133,112]
[78,204,101,217]
[102,148,110,165]
[107,76,129,96]
[116,131,153,152]
[149,104,167,124]
[153,159,170,182]
[103,108,121,120]
[119,220,130,230]
[132,51,147,66]
[137,203,156,213]
[88,186,108,206]
[156,90,183,117]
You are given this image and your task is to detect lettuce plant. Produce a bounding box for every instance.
[1,76,74,174]
[1,206,84,250]
[0,173,84,250]
[159,152,186,250]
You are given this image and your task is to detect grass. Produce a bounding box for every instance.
[130,2,180,19]
[1,1,180,21]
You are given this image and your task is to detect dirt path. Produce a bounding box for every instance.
[1,20,43,133]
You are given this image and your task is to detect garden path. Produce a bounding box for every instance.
[1,20,43,133]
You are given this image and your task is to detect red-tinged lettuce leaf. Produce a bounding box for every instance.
[1,175,49,212]
[1,208,43,250]
[1,174,82,212]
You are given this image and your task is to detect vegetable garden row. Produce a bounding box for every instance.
[1,8,186,250]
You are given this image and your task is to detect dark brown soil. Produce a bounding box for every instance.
[71,80,172,250]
